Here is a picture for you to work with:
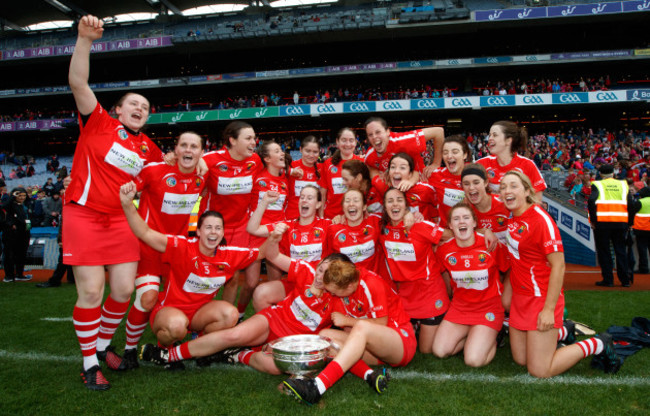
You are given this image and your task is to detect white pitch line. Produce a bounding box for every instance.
[0,349,647,386]
[393,370,650,386]
[41,317,73,322]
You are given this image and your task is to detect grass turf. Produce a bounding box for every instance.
[1,282,649,415]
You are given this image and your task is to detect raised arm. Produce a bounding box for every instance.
[423,127,445,169]
[69,15,103,115]
[246,191,280,237]
[120,181,168,252]
[264,223,291,272]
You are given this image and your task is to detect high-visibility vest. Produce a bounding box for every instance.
[593,178,628,223]
[633,197,650,231]
[187,196,202,234]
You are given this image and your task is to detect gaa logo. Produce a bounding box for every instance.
[331,166,338,174]
[487,97,508,106]
[259,180,267,187]
[382,102,402,110]
[523,95,544,104]
[117,129,129,140]
[448,256,457,265]
[447,59,459,65]
[559,94,583,103]
[435,299,443,309]
[410,61,421,67]
[526,56,538,61]
[218,164,228,172]
[417,99,438,109]
[349,103,370,112]
[338,233,346,242]
[596,92,618,101]
[485,312,495,322]
[451,98,472,107]
[487,57,498,64]
[317,104,336,113]
[166,177,177,187]
[286,106,305,115]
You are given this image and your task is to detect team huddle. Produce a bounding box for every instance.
[65,16,623,401]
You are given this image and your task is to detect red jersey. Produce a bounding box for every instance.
[250,169,289,225]
[472,195,510,244]
[66,103,163,215]
[436,233,508,311]
[373,177,437,221]
[478,153,546,194]
[286,159,320,220]
[267,217,331,269]
[201,149,263,228]
[135,162,205,235]
[159,236,258,310]
[364,130,426,172]
[319,154,363,219]
[327,215,382,272]
[365,182,385,215]
[264,259,333,335]
[428,167,464,227]
[332,268,411,329]
[380,220,445,283]
[504,205,563,297]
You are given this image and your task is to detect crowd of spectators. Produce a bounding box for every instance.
[475,76,613,96]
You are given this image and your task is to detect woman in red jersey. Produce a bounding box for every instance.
[139,230,340,375]
[201,121,263,310]
[374,153,437,221]
[283,259,416,405]
[500,171,621,377]
[461,164,510,244]
[116,131,206,368]
[434,202,509,367]
[64,15,165,391]
[327,189,382,273]
[120,183,266,363]
[478,121,546,202]
[341,159,384,215]
[320,128,363,219]
[285,135,320,220]
[248,184,330,311]
[428,135,471,227]
[237,140,291,316]
[379,188,449,353]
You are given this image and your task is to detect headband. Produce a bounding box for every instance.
[461,167,487,180]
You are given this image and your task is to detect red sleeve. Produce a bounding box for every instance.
[227,246,259,271]
[415,221,444,245]
[538,214,564,255]
[144,137,164,164]
[161,235,184,264]
[365,274,389,319]
[494,243,510,273]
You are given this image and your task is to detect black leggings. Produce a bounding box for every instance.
[3,231,30,279]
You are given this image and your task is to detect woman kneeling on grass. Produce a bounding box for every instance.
[283,259,416,405]
[119,182,266,369]
[138,225,339,374]
[433,202,509,367]
[500,171,622,377]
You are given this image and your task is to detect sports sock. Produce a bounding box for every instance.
[168,343,191,362]
[349,360,373,380]
[73,306,101,371]
[124,306,150,350]
[558,325,568,341]
[96,296,130,352]
[237,349,254,366]
[315,361,345,394]
[576,337,605,358]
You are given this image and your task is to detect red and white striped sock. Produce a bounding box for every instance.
[168,343,191,362]
[558,326,568,341]
[576,337,605,358]
[96,296,130,352]
[73,306,101,371]
[124,306,150,351]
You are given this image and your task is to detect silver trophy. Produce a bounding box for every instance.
[264,334,337,378]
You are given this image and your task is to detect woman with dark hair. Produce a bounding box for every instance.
[2,187,32,283]
[500,171,621,377]
[286,135,320,220]
[478,121,546,203]
[341,159,384,214]
[200,121,263,311]
[64,15,166,390]
[428,135,472,227]
[320,128,362,219]
[120,182,266,366]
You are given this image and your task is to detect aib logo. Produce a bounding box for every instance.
[451,98,472,107]
[523,95,544,104]
[596,92,618,101]
[286,106,305,115]
[382,102,402,110]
